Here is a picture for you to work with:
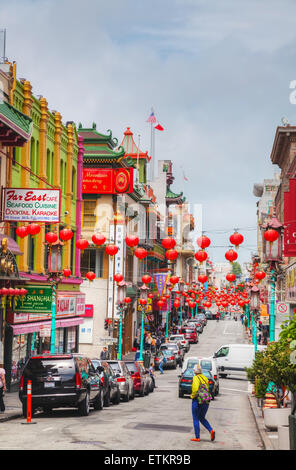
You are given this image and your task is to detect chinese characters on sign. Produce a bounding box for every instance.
[82,168,134,194]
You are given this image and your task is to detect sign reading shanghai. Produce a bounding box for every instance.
[2,188,61,223]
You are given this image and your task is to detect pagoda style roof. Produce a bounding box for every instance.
[166,187,185,204]
[0,101,32,146]
[78,122,127,166]
[120,127,151,162]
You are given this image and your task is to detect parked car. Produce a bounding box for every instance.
[187,320,203,334]
[182,356,220,396]
[169,334,190,353]
[179,327,198,344]
[106,360,135,402]
[205,310,213,320]
[160,342,184,366]
[91,359,121,405]
[154,350,177,369]
[19,354,104,417]
[124,361,150,396]
[178,367,215,398]
[196,313,207,326]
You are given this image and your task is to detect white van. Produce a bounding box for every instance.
[212,343,266,378]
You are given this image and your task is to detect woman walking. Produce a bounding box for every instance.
[190,364,215,442]
[0,364,6,413]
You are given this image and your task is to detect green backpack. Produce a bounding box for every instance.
[196,375,211,405]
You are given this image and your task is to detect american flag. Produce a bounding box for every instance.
[146,111,157,123]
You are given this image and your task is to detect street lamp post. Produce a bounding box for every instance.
[178,279,185,326]
[139,283,149,362]
[250,285,260,353]
[117,280,127,360]
[46,239,64,354]
[261,208,284,343]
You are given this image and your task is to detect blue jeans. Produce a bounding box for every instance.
[192,400,212,438]
[159,361,164,374]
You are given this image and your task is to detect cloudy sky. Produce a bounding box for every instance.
[2,0,296,266]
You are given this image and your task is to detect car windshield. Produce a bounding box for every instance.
[108,362,121,373]
[25,357,75,377]
[200,360,212,370]
[170,336,183,341]
[185,329,195,333]
[163,350,173,357]
[183,368,195,377]
[187,360,198,369]
[125,362,138,373]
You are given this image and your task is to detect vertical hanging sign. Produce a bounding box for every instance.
[153,272,169,298]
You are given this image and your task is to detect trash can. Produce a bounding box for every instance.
[143,351,151,368]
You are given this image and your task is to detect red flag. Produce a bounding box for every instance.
[155,123,164,131]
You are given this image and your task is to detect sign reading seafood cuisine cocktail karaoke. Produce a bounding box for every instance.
[2,188,61,223]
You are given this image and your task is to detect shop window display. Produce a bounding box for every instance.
[11,334,30,384]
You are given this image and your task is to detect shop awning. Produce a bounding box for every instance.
[0,101,33,146]
[10,317,85,335]
[0,234,23,255]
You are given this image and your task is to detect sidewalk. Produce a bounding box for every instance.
[248,393,278,450]
[0,391,23,422]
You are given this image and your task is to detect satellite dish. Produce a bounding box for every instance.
[281,117,289,126]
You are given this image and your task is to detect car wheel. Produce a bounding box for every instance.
[144,384,149,396]
[113,389,121,405]
[123,388,130,402]
[78,392,90,416]
[43,406,53,415]
[220,373,227,378]
[93,389,104,411]
[104,389,111,407]
[179,390,184,398]
[130,386,135,400]
[139,385,145,397]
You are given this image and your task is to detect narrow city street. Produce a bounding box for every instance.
[0,319,263,451]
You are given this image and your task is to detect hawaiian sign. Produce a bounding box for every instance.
[2,188,61,223]
[82,168,134,194]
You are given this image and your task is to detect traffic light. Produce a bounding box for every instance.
[114,320,119,330]
[104,319,109,330]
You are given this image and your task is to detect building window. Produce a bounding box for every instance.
[83,200,96,228]
[80,248,96,277]
[96,249,104,278]
[27,235,35,271]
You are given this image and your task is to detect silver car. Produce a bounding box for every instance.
[160,342,184,366]
[106,360,135,402]
[169,334,190,353]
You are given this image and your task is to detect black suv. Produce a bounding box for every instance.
[19,354,104,417]
[91,359,121,406]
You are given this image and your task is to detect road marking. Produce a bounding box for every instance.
[220,387,249,393]
[42,427,54,432]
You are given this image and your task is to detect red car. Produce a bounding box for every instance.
[124,361,148,397]
[179,327,198,344]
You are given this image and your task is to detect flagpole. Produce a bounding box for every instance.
[136,134,140,183]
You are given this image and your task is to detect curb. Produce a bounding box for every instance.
[248,394,275,450]
[0,412,23,423]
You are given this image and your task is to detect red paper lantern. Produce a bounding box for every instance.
[125,235,139,248]
[188,301,196,309]
[105,244,118,257]
[19,288,28,297]
[45,232,58,245]
[169,275,179,285]
[204,301,212,308]
[139,298,147,306]
[8,287,15,296]
[157,300,165,308]
[161,237,176,250]
[76,238,89,251]
[0,287,9,296]
[16,226,28,238]
[194,250,208,263]
[225,249,238,263]
[86,271,96,282]
[92,233,106,246]
[27,223,41,236]
[59,228,73,242]
[63,268,72,277]
[229,232,244,248]
[226,273,236,283]
[264,229,279,243]
[134,247,148,260]
[173,299,181,308]
[198,275,208,284]
[124,297,131,304]
[255,271,266,281]
[165,249,178,261]
[148,293,154,299]
[142,274,152,284]
[114,273,123,283]
[197,235,211,249]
